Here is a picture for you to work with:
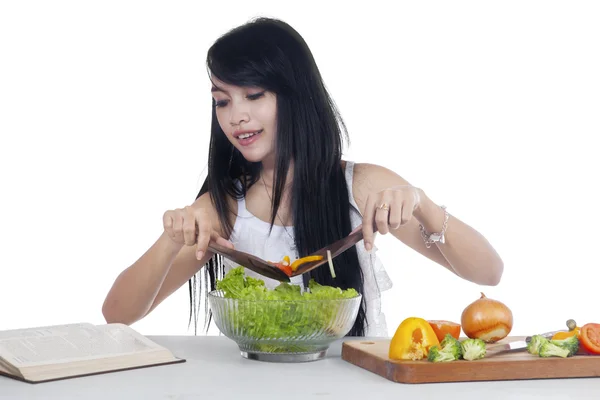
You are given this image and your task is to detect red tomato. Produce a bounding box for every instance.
[275,263,292,277]
[579,323,600,354]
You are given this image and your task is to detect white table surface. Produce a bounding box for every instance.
[1,335,599,399]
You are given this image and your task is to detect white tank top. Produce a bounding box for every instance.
[222,161,393,337]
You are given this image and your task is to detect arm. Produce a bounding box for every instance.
[352,163,504,286]
[101,193,233,325]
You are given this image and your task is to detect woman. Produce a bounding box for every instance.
[102,17,504,337]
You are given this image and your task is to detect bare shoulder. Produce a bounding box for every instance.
[351,162,411,215]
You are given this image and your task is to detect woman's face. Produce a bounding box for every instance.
[210,76,277,164]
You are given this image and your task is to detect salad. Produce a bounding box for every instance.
[213,267,360,349]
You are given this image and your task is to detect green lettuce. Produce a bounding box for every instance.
[214,267,359,351]
[216,266,358,301]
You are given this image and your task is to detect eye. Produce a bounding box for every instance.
[214,99,229,108]
[247,91,265,100]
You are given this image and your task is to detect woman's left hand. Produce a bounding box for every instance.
[362,185,422,251]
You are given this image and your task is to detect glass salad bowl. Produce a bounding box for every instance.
[208,289,362,362]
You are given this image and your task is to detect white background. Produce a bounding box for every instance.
[1,0,599,338]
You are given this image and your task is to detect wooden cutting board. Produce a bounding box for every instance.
[341,336,600,384]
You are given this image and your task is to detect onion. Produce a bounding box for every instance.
[327,250,336,278]
[461,292,513,343]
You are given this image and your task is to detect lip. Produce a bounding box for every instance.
[233,129,263,147]
[233,129,262,138]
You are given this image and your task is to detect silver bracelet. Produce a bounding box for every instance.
[419,205,449,248]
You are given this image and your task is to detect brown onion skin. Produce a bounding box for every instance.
[461,292,513,343]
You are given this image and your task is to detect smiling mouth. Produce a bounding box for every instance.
[236,129,263,140]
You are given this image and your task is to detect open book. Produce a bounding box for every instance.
[0,322,185,383]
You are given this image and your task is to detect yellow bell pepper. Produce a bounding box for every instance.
[290,255,324,271]
[389,317,440,360]
[552,327,580,340]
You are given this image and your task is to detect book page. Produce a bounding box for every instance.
[0,323,166,369]
[0,323,94,340]
[96,323,166,354]
[0,356,17,376]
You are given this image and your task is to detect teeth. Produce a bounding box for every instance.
[238,131,260,139]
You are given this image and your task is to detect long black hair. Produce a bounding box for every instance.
[189,17,367,336]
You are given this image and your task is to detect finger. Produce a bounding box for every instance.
[401,192,415,225]
[163,211,176,240]
[375,207,390,235]
[195,211,211,260]
[375,192,393,235]
[182,207,197,246]
[172,211,184,243]
[163,211,173,229]
[362,194,377,251]
[387,199,403,230]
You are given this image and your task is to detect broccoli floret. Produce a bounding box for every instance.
[550,335,579,357]
[460,338,487,361]
[427,334,463,362]
[439,334,463,359]
[539,341,570,358]
[527,335,549,355]
[527,334,578,358]
[427,345,457,362]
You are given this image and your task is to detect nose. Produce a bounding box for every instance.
[229,102,250,127]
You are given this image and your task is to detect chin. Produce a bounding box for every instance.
[238,149,268,163]
[242,155,264,163]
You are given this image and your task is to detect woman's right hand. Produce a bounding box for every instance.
[163,206,233,260]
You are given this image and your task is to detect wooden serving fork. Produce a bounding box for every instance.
[207,224,374,282]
